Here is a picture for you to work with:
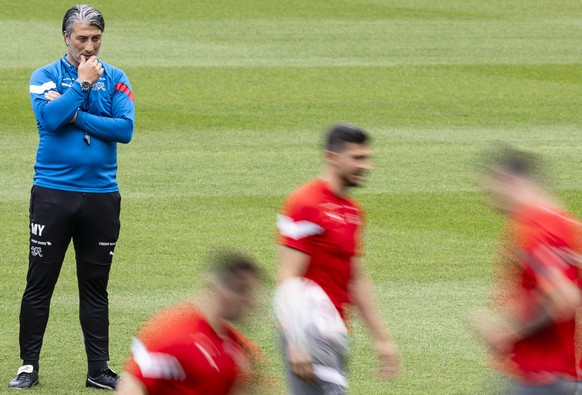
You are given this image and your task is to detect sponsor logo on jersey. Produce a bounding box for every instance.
[92,81,106,91]
[325,211,346,223]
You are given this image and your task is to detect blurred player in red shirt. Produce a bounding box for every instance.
[116,251,264,395]
[276,123,400,394]
[475,146,582,395]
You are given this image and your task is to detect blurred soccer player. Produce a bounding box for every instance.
[474,146,582,395]
[275,123,400,394]
[116,251,264,395]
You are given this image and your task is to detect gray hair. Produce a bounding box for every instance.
[62,4,105,35]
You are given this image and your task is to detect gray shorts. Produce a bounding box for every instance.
[507,379,577,395]
[279,331,349,395]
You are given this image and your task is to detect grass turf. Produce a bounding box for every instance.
[2,0,582,393]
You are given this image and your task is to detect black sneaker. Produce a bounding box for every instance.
[86,367,119,390]
[8,365,39,389]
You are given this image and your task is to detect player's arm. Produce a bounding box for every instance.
[75,110,134,143]
[43,72,135,144]
[115,373,148,395]
[514,245,581,335]
[349,257,400,379]
[75,73,134,144]
[478,245,582,353]
[277,245,309,282]
[30,69,86,131]
[276,245,315,381]
[276,245,310,346]
[488,269,580,353]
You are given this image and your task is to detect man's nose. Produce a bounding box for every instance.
[361,160,373,171]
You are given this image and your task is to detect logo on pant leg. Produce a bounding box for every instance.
[31,246,43,257]
[31,223,45,236]
[31,239,51,246]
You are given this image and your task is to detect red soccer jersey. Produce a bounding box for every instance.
[498,203,581,383]
[277,178,364,318]
[124,302,259,395]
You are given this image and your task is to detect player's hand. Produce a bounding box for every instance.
[485,328,517,354]
[476,320,517,354]
[287,343,315,382]
[470,309,518,355]
[78,55,103,85]
[375,340,400,380]
[44,90,61,102]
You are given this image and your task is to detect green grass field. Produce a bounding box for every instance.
[2,0,582,393]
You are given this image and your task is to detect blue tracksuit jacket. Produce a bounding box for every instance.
[29,54,135,193]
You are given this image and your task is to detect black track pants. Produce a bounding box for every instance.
[19,186,120,362]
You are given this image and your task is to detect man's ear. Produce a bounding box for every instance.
[63,31,69,46]
[324,149,339,166]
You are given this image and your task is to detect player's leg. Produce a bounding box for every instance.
[309,332,348,395]
[74,191,121,389]
[11,186,76,388]
[278,332,323,395]
[513,379,577,395]
[279,330,348,395]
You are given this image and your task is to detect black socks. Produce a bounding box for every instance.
[23,360,39,372]
[88,361,108,377]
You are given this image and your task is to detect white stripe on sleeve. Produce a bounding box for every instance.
[277,214,323,240]
[131,338,186,381]
[30,81,56,94]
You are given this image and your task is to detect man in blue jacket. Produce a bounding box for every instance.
[9,4,135,391]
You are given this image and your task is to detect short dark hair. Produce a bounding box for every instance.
[485,144,539,180]
[324,123,369,152]
[62,4,105,36]
[210,250,261,293]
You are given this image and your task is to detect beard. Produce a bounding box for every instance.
[341,172,365,188]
